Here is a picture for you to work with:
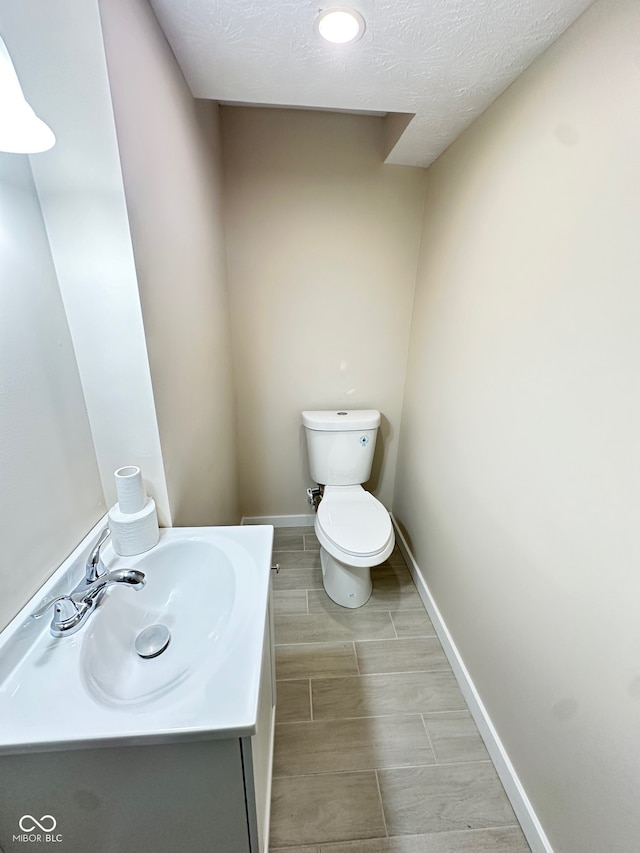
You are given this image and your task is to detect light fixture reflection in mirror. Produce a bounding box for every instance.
[0,34,55,154]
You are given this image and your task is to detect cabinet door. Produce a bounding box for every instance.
[0,739,251,853]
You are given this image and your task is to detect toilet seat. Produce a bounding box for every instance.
[316,485,394,566]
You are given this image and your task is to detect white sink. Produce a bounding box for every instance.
[82,538,242,707]
[0,522,273,753]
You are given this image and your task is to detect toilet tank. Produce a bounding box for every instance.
[302,410,380,486]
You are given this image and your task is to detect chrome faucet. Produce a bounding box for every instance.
[33,528,146,637]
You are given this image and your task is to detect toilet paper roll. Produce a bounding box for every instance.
[114,466,147,515]
[108,498,159,556]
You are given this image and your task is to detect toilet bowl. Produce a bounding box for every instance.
[315,485,395,608]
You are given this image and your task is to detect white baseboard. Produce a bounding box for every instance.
[242,514,315,528]
[391,514,554,853]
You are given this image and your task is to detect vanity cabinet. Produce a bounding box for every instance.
[0,594,276,853]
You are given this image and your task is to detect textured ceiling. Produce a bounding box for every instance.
[149,0,594,167]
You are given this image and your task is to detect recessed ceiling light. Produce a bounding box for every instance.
[315,8,366,45]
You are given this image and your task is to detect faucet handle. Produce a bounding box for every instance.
[33,596,80,623]
[32,596,83,637]
[85,526,111,583]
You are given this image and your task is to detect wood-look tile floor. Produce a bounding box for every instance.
[269,527,532,853]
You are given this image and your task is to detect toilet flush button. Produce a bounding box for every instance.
[359,435,369,446]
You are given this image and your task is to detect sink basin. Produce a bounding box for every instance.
[0,523,273,753]
[81,538,242,707]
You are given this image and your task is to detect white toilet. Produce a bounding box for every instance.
[302,409,395,608]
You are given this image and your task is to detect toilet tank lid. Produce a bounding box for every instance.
[302,410,381,431]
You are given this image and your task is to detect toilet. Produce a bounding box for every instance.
[302,409,395,608]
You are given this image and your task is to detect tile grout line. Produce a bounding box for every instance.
[274,669,455,682]
[272,758,495,780]
[420,712,439,765]
[274,711,468,724]
[274,638,438,645]
[373,769,389,838]
[389,609,399,639]
[274,668,457,680]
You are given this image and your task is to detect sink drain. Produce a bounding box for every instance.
[135,624,171,659]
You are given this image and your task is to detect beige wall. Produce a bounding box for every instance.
[99,0,239,526]
[0,154,104,631]
[221,107,427,518]
[393,0,640,851]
